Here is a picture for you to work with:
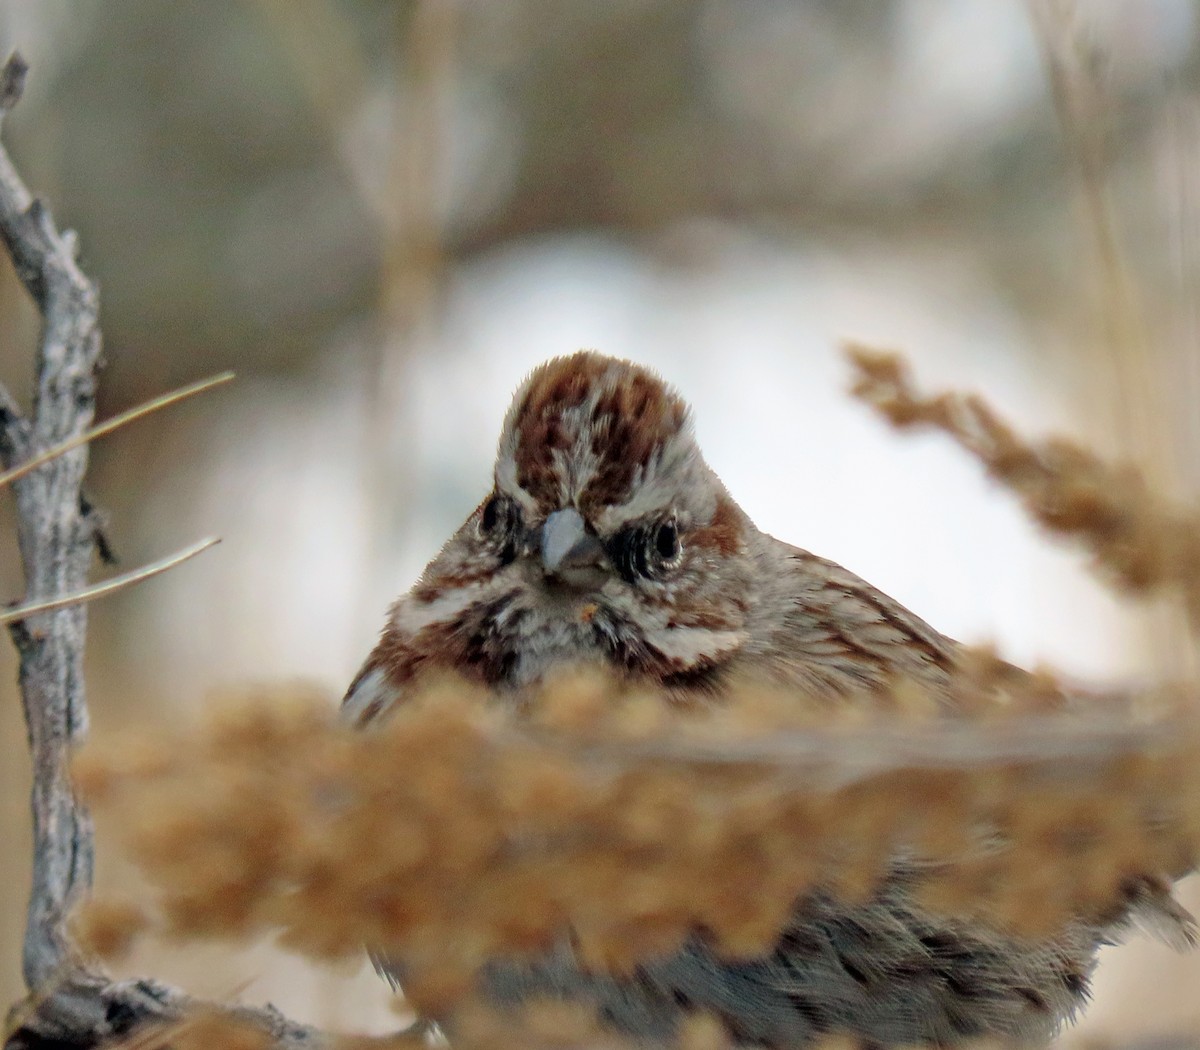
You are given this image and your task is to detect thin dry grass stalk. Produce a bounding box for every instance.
[845,344,1200,630]
[0,371,234,490]
[0,536,220,626]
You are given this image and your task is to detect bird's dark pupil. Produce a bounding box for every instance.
[655,522,678,559]
[482,496,501,533]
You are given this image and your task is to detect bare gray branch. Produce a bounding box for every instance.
[0,51,327,1050]
[0,46,102,993]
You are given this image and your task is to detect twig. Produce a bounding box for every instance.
[3,973,321,1050]
[0,537,221,626]
[0,52,325,1050]
[0,372,235,490]
[1024,0,1163,463]
[0,47,103,995]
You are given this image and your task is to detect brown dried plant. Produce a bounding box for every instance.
[68,354,1200,1049]
[847,344,1200,630]
[76,665,1199,1014]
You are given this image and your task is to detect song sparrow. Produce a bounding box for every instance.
[343,351,1192,1047]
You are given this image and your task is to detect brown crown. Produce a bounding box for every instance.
[508,351,689,513]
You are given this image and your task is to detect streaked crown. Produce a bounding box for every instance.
[495,351,694,517]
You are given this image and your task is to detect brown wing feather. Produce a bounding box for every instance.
[743,537,958,701]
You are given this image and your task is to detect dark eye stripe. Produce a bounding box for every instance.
[610,528,635,583]
[633,531,651,578]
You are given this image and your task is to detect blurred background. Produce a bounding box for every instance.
[2,0,1200,1039]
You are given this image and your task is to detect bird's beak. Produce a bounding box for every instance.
[541,508,605,577]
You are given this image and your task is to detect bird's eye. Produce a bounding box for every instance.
[480,494,504,535]
[654,520,680,562]
[611,517,682,583]
[478,493,521,564]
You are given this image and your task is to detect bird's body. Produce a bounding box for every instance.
[344,351,1191,1047]
[483,872,1100,1048]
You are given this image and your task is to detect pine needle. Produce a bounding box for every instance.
[1,537,221,625]
[0,371,235,489]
